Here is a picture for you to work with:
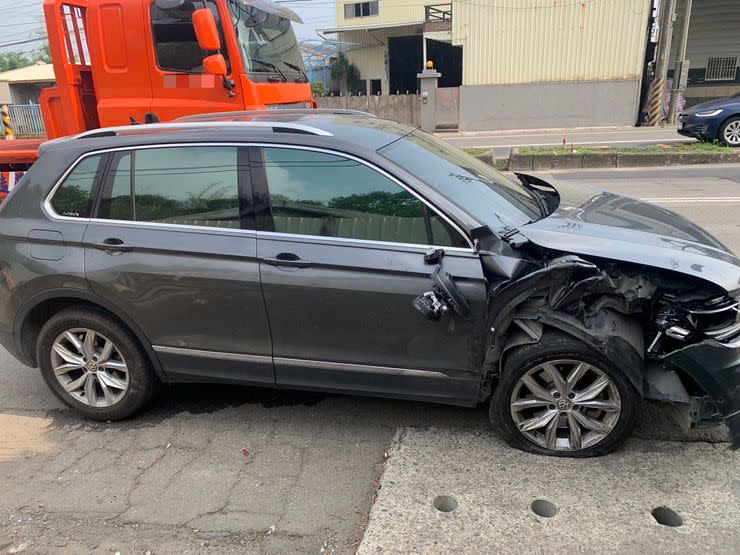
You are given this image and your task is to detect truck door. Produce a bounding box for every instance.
[144,0,243,121]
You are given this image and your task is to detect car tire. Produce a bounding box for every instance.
[719,116,740,147]
[490,332,639,457]
[37,307,157,420]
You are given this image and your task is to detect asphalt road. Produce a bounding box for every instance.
[1,164,738,554]
[439,126,692,157]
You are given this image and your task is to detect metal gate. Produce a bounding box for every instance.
[435,87,459,129]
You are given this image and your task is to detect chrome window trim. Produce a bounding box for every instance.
[274,357,449,379]
[44,142,475,251]
[255,230,472,253]
[153,345,272,364]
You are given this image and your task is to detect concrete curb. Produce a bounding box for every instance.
[495,148,740,171]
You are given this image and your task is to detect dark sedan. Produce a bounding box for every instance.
[678,94,740,146]
[0,111,738,458]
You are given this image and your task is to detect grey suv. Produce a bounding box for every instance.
[0,111,738,457]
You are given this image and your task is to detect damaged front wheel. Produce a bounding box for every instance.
[490,333,639,457]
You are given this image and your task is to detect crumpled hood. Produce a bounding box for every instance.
[519,177,740,293]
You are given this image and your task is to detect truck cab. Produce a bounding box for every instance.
[40,0,313,138]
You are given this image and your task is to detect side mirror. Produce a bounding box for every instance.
[192,8,221,50]
[203,53,227,76]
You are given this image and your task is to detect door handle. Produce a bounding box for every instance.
[91,238,133,253]
[260,253,311,268]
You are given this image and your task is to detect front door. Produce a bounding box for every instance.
[82,144,273,384]
[252,145,488,405]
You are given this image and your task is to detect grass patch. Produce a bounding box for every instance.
[462,147,490,156]
[518,142,733,155]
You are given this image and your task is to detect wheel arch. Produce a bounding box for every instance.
[496,309,646,397]
[14,289,167,381]
[717,112,740,142]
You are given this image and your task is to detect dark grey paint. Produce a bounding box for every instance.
[520,176,740,293]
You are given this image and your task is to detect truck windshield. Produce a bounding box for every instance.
[228,0,306,82]
[379,131,542,233]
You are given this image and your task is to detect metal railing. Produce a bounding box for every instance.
[425,3,452,23]
[4,104,46,137]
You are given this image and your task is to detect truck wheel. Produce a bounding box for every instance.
[490,332,639,457]
[37,307,157,420]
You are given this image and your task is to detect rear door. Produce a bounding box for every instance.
[252,145,489,405]
[82,144,273,384]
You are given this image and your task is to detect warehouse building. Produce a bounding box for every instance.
[670,0,740,107]
[323,0,652,131]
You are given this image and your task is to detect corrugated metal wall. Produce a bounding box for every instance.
[672,0,740,68]
[452,0,651,86]
[334,0,425,29]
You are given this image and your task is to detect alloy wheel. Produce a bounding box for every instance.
[51,328,129,407]
[510,359,621,451]
[724,120,740,146]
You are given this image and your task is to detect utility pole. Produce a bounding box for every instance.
[667,0,692,124]
[647,0,676,126]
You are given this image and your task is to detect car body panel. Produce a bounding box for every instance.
[82,220,275,385]
[678,95,740,143]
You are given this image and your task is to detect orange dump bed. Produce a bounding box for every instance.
[0,139,43,172]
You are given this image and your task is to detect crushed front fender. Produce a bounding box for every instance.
[663,337,740,449]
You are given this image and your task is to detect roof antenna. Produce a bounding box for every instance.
[129,116,142,126]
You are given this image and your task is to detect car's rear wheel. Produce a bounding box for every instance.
[490,332,639,457]
[37,307,157,420]
[720,116,740,147]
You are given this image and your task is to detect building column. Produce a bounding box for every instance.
[417,66,441,132]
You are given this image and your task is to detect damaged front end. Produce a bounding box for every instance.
[474,251,740,449]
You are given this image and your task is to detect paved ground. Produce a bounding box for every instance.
[359,429,740,554]
[1,164,739,554]
[438,126,692,157]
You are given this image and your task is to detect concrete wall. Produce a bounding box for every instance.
[316,94,419,126]
[459,80,641,131]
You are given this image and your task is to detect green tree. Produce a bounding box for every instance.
[330,52,363,95]
[311,81,327,97]
[0,44,51,72]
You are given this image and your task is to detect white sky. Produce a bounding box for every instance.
[0,0,335,54]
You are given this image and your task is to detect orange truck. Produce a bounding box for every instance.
[0,0,314,173]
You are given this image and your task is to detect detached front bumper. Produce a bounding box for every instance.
[664,337,740,449]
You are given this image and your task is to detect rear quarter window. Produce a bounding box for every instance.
[50,155,104,218]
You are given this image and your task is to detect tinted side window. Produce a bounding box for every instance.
[150,0,230,73]
[50,154,103,218]
[99,146,241,228]
[262,147,467,247]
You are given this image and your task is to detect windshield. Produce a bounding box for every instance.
[378,131,542,233]
[228,0,306,81]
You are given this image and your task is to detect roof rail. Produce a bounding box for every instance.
[176,109,377,121]
[71,120,333,140]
